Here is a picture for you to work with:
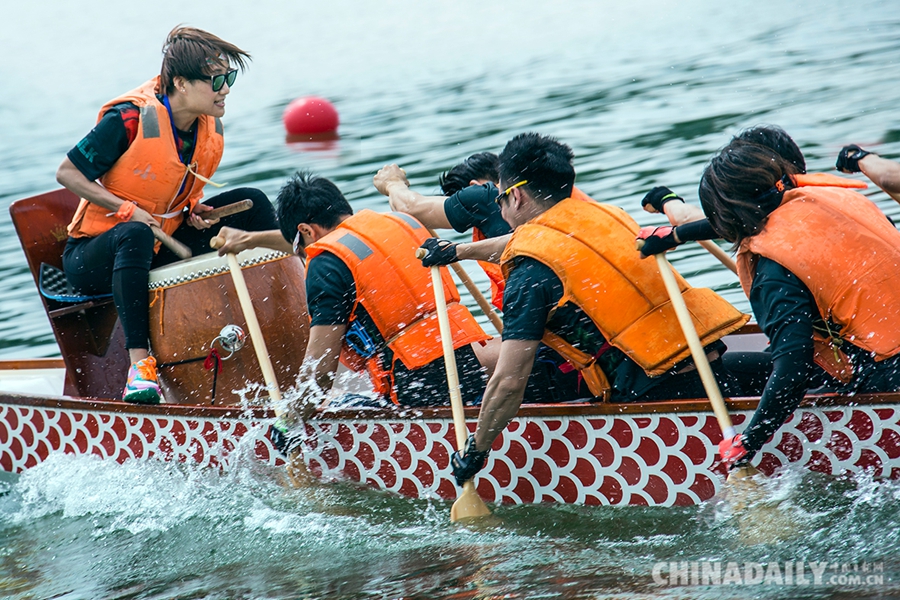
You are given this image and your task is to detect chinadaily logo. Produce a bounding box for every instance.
[652,561,886,587]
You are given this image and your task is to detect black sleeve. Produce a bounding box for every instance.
[675,218,718,242]
[306,251,357,326]
[443,183,512,238]
[749,257,816,361]
[741,257,816,455]
[65,103,136,182]
[501,258,563,341]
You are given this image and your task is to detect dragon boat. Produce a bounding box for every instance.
[3,189,899,507]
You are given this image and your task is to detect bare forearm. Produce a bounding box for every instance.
[663,201,706,226]
[456,234,511,263]
[474,376,527,452]
[305,324,347,394]
[249,230,293,253]
[860,155,900,200]
[56,158,127,212]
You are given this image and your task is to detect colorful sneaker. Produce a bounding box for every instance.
[123,356,161,405]
[718,433,748,466]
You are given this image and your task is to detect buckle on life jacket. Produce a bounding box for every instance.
[542,331,612,401]
[346,320,379,359]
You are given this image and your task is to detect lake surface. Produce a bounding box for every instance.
[2,0,900,598]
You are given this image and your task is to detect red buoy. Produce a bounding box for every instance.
[283,97,339,136]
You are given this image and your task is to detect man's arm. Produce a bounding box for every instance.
[472,339,540,452]
[456,234,511,264]
[859,154,900,202]
[304,324,349,393]
[374,164,453,229]
[213,226,294,255]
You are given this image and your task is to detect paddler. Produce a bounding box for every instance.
[687,137,900,471]
[373,153,509,310]
[442,132,751,487]
[373,155,596,310]
[213,172,494,408]
[57,26,279,405]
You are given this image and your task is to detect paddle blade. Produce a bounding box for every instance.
[450,481,492,522]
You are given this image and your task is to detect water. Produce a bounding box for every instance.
[2,0,900,597]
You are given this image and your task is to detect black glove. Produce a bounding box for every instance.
[450,434,489,486]
[635,225,681,258]
[641,186,684,213]
[268,420,300,456]
[835,144,873,173]
[419,238,459,267]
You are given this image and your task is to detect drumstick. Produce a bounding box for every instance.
[203,199,254,221]
[153,228,192,260]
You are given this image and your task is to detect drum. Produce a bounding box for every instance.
[148,248,309,406]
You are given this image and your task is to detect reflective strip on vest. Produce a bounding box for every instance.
[140,106,160,138]
[336,232,374,261]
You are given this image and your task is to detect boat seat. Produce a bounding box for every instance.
[9,188,128,398]
[38,263,114,318]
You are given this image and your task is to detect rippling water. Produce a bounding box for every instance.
[2,0,900,597]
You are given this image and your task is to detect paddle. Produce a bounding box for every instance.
[212,238,310,485]
[424,227,504,334]
[647,249,759,482]
[698,240,738,275]
[655,198,739,274]
[418,250,491,520]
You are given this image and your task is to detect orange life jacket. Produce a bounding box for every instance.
[67,76,224,242]
[501,198,749,399]
[736,173,900,380]
[473,186,595,311]
[307,210,490,401]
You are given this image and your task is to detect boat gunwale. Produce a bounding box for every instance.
[2,388,898,421]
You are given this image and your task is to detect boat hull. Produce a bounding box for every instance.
[3,391,899,506]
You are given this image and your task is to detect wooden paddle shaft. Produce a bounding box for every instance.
[429,265,468,450]
[449,262,503,334]
[654,253,736,439]
[698,239,738,274]
[423,229,504,334]
[224,253,283,404]
[154,228,192,260]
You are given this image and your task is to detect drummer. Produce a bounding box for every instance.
[440,133,750,487]
[687,137,900,470]
[215,172,494,408]
[57,26,279,405]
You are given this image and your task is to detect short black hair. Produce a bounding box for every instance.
[276,171,352,243]
[439,152,500,196]
[733,125,806,174]
[498,133,575,205]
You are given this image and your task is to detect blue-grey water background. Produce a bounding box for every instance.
[2,0,900,598]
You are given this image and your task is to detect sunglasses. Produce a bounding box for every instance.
[209,69,238,92]
[495,180,528,206]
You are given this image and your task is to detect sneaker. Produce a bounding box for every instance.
[123,356,161,404]
[718,433,748,466]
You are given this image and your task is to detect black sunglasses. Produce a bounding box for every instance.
[209,69,238,92]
